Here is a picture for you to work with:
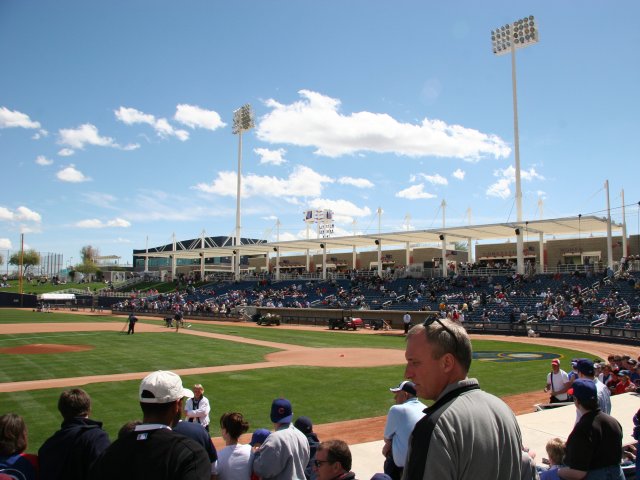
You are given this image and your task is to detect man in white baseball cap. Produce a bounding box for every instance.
[90,370,210,480]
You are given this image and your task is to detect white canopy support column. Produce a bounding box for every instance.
[467,237,474,263]
[440,234,447,278]
[305,249,310,273]
[516,227,524,274]
[321,243,327,280]
[144,235,149,272]
[375,239,382,277]
[274,247,280,281]
[621,189,628,257]
[171,233,177,280]
[265,251,269,274]
[538,232,545,273]
[199,231,205,280]
[405,242,410,267]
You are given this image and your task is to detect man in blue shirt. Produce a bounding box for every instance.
[382,381,425,480]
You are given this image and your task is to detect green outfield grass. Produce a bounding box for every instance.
[0,309,595,452]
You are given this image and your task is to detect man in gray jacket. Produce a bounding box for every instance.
[403,317,524,480]
[252,398,310,480]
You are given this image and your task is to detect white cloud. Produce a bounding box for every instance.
[174,104,226,131]
[35,155,53,166]
[58,148,75,157]
[115,106,189,141]
[452,168,466,180]
[307,198,372,224]
[0,207,14,221]
[0,238,12,249]
[75,217,131,228]
[420,173,448,186]
[58,123,116,150]
[32,129,48,140]
[486,165,544,199]
[0,106,41,129]
[122,143,141,151]
[56,165,90,183]
[254,147,287,166]
[115,107,156,125]
[0,206,41,223]
[337,176,374,188]
[82,192,117,208]
[193,165,333,200]
[395,184,437,200]
[257,90,511,160]
[154,118,189,141]
[15,206,41,223]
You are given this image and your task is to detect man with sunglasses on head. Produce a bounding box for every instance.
[403,316,524,480]
[313,440,356,480]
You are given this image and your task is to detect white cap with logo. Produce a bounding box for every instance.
[139,370,194,404]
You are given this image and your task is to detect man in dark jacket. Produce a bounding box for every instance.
[38,388,110,480]
[90,370,210,480]
[295,416,320,480]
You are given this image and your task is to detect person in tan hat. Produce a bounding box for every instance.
[545,359,570,403]
[90,370,210,480]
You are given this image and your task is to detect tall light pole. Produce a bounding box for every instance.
[232,104,255,281]
[491,15,539,275]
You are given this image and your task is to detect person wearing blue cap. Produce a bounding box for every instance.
[252,398,310,480]
[575,359,610,415]
[558,379,624,480]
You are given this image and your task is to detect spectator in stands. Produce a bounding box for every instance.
[173,418,217,476]
[558,379,624,479]
[295,416,320,480]
[382,381,425,480]
[404,318,524,479]
[252,398,309,480]
[39,388,110,480]
[89,370,210,480]
[214,412,251,480]
[545,359,570,403]
[613,370,635,395]
[539,437,565,480]
[575,359,611,415]
[0,413,38,480]
[313,440,356,480]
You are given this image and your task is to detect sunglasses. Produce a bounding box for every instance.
[422,316,460,350]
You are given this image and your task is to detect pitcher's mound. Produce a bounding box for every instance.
[0,344,94,354]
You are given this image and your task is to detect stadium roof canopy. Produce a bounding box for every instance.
[135,215,622,260]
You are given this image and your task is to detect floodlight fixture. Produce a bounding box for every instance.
[439,234,445,241]
[491,15,538,56]
[232,104,255,134]
[515,228,521,235]
[320,243,325,249]
[375,239,380,245]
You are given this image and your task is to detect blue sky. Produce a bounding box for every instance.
[1,1,639,268]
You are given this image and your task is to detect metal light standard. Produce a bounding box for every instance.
[232,104,255,281]
[491,15,539,275]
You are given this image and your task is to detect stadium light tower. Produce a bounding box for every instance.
[491,15,539,275]
[232,104,255,281]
